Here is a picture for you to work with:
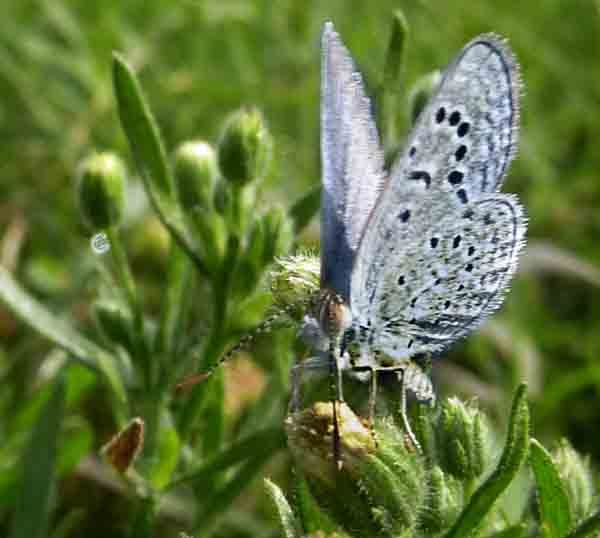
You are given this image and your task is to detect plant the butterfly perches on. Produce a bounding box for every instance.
[203,21,526,465]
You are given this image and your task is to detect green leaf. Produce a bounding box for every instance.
[157,244,191,356]
[445,383,530,538]
[112,53,208,276]
[530,438,573,538]
[50,508,86,538]
[57,418,93,474]
[202,369,225,457]
[194,450,275,535]
[289,184,320,233]
[167,427,285,491]
[10,376,66,538]
[264,479,302,538]
[0,267,126,410]
[149,411,181,490]
[382,9,409,91]
[567,510,600,538]
[129,497,156,538]
[228,291,272,333]
[488,525,528,538]
[290,469,338,535]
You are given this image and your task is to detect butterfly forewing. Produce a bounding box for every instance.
[387,34,520,212]
[320,22,386,300]
[350,34,525,361]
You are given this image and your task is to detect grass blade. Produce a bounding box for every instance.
[265,479,302,538]
[530,438,573,538]
[289,184,320,233]
[567,510,600,538]
[445,383,530,538]
[166,427,285,491]
[10,376,66,538]
[0,267,126,408]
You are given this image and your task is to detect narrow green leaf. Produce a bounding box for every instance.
[148,411,181,490]
[157,244,191,355]
[166,427,285,491]
[488,525,528,538]
[112,54,174,198]
[530,438,573,538]
[265,479,302,538]
[202,369,225,457]
[57,418,93,474]
[112,53,209,276]
[382,9,409,91]
[129,497,156,538]
[10,376,66,538]
[291,468,337,535]
[0,267,126,408]
[50,508,86,538]
[289,184,320,233]
[567,510,600,538]
[194,450,274,535]
[445,383,530,538]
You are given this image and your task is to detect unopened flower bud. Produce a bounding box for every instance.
[419,466,461,533]
[173,141,218,210]
[76,152,126,229]
[437,397,490,481]
[268,254,320,323]
[285,402,426,536]
[552,439,595,522]
[217,107,272,187]
[101,417,144,473]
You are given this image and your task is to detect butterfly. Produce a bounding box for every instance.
[291,22,526,457]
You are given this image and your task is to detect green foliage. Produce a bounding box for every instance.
[277,386,600,538]
[10,376,65,538]
[1,3,600,537]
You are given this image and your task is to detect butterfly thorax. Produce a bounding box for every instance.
[299,288,352,352]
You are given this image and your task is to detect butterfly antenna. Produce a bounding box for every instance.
[176,309,288,392]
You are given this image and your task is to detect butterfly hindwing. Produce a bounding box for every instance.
[350,34,524,360]
[352,193,526,359]
[320,22,386,300]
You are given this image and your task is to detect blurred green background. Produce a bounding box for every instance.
[2,0,600,536]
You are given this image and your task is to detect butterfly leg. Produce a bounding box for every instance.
[368,368,379,427]
[397,367,422,454]
[288,355,329,413]
[328,338,346,470]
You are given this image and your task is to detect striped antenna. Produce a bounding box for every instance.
[175,309,291,393]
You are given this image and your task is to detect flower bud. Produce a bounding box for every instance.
[436,397,490,481]
[76,152,126,229]
[268,254,320,323]
[552,439,595,522]
[173,141,218,210]
[285,402,426,536]
[418,466,461,533]
[101,417,144,473]
[408,70,441,125]
[217,107,272,187]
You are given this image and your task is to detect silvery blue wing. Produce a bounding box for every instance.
[350,32,526,370]
[319,22,386,302]
[302,22,526,409]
